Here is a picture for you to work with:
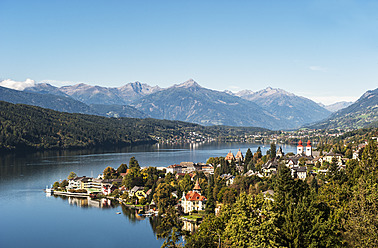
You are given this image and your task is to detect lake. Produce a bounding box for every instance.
[0,142,296,248]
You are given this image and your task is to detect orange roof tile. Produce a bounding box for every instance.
[185,191,206,201]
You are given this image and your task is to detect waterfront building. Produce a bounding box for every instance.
[179,179,207,213]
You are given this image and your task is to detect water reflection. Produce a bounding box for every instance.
[52,195,164,235]
[52,195,117,209]
[182,220,200,233]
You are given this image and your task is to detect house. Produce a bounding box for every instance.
[81,178,102,190]
[221,174,235,186]
[166,164,183,174]
[201,164,214,174]
[262,160,279,175]
[179,179,207,214]
[129,186,147,200]
[67,176,86,189]
[323,152,343,165]
[291,166,307,180]
[276,147,284,158]
[101,182,116,195]
[181,162,196,173]
[101,179,122,195]
[225,151,235,163]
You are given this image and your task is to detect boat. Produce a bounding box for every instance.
[45,185,54,194]
[116,212,121,215]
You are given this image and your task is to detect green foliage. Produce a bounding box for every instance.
[153,183,176,214]
[122,167,143,189]
[53,181,60,189]
[60,179,68,188]
[117,163,128,174]
[0,101,269,152]
[157,206,185,248]
[270,143,277,159]
[103,166,119,179]
[67,171,77,179]
[244,148,253,166]
[129,156,140,169]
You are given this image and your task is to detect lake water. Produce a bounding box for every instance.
[0,142,296,248]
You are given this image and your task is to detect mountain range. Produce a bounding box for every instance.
[1,78,370,130]
[230,87,331,128]
[307,88,378,129]
[318,101,353,112]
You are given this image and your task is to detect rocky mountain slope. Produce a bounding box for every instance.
[0,78,343,130]
[233,87,331,128]
[318,101,353,112]
[307,88,378,129]
[131,79,283,129]
[24,81,161,105]
[0,86,94,114]
[0,86,146,118]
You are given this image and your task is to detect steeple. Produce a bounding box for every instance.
[235,149,244,162]
[193,179,201,193]
[305,140,312,156]
[297,140,304,155]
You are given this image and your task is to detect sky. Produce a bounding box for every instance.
[0,0,377,105]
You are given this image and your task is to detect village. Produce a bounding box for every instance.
[46,138,369,233]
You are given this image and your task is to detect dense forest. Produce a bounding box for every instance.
[0,101,268,152]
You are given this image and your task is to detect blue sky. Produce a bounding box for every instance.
[0,0,377,104]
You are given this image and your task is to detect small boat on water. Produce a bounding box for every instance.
[116,212,121,215]
[45,185,54,194]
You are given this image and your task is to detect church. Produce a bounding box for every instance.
[179,179,207,214]
[297,140,312,156]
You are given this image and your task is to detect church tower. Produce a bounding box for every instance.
[297,140,303,155]
[305,140,312,156]
[193,179,201,193]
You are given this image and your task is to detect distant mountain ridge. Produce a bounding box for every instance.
[0,86,146,119]
[26,81,161,105]
[324,101,353,112]
[307,88,378,129]
[0,78,338,130]
[131,79,282,129]
[230,87,331,128]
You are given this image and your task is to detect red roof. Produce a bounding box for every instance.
[225,151,235,161]
[297,140,303,147]
[306,140,312,147]
[185,191,206,201]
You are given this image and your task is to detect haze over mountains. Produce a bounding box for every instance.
[309,88,378,129]
[1,78,373,130]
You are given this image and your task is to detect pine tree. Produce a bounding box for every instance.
[244,148,253,165]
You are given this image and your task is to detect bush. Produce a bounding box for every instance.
[139,197,147,205]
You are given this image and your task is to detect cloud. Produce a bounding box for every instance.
[309,66,327,72]
[0,78,36,90]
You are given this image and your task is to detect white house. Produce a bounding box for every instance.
[179,179,207,213]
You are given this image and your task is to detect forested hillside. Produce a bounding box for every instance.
[0,101,268,152]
